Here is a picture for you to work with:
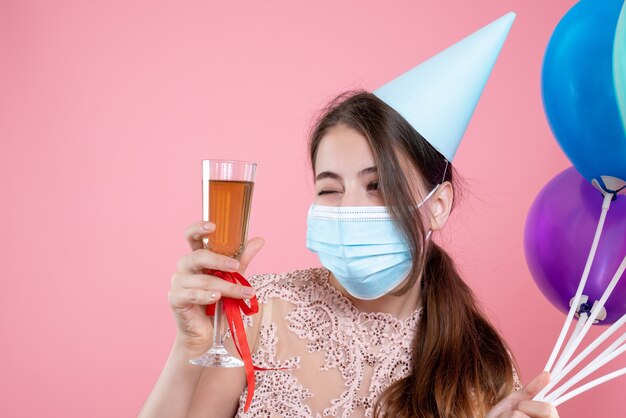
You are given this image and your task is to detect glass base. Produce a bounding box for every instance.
[189,346,244,368]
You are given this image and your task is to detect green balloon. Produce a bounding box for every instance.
[614,1,626,135]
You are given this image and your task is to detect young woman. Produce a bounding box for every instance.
[139,91,560,418]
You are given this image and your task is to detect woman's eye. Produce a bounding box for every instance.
[367,181,379,191]
[317,190,338,196]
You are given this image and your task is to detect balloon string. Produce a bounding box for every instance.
[535,192,614,400]
[550,252,626,378]
[537,252,626,402]
[552,367,626,407]
[559,312,588,365]
[546,335,626,403]
[536,313,588,401]
[537,309,626,402]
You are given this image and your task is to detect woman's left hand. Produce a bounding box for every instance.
[485,372,559,418]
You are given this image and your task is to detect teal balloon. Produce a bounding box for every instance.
[615,1,626,135]
[542,0,626,191]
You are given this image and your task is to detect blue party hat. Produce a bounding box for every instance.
[373,12,516,161]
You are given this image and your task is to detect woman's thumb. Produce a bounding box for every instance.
[522,371,551,398]
[485,371,552,418]
[238,237,265,274]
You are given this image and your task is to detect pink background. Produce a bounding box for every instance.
[1,0,624,416]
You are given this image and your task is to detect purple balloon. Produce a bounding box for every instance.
[524,167,626,324]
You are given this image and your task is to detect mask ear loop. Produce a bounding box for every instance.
[423,159,449,240]
[418,159,449,204]
[441,159,449,184]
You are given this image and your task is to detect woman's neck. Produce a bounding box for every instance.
[326,270,422,321]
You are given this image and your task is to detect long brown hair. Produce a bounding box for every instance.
[308,90,517,417]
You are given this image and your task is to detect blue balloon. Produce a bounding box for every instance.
[542,0,626,192]
[614,1,626,135]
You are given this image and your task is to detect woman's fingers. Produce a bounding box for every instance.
[168,287,221,309]
[517,400,559,418]
[183,223,264,275]
[486,372,553,418]
[177,248,240,274]
[171,272,256,299]
[237,237,265,274]
[509,371,551,404]
[498,412,529,418]
[185,221,215,251]
[522,372,552,398]
[495,401,557,418]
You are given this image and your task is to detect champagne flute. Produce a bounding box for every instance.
[189,159,256,368]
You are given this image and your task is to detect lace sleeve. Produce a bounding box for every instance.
[512,365,522,391]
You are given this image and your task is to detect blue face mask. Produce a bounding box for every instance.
[306,184,440,300]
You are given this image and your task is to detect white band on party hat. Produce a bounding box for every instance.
[373,12,516,161]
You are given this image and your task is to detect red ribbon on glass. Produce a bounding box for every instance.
[204,269,259,412]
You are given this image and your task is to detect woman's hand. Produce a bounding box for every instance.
[168,221,265,355]
[485,372,559,418]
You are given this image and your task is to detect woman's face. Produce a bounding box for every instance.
[313,123,428,207]
[313,124,384,207]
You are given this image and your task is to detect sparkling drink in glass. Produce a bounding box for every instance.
[189,159,256,368]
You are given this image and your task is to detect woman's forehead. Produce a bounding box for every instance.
[314,125,426,190]
[314,125,376,175]
[396,148,428,195]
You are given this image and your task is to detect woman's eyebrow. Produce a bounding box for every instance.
[315,166,377,182]
[315,171,341,181]
[359,166,377,176]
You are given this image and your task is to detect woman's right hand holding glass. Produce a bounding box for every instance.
[168,221,265,356]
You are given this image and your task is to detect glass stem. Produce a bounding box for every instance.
[212,299,225,347]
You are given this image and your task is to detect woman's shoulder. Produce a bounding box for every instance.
[247,266,329,284]
[246,266,330,303]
